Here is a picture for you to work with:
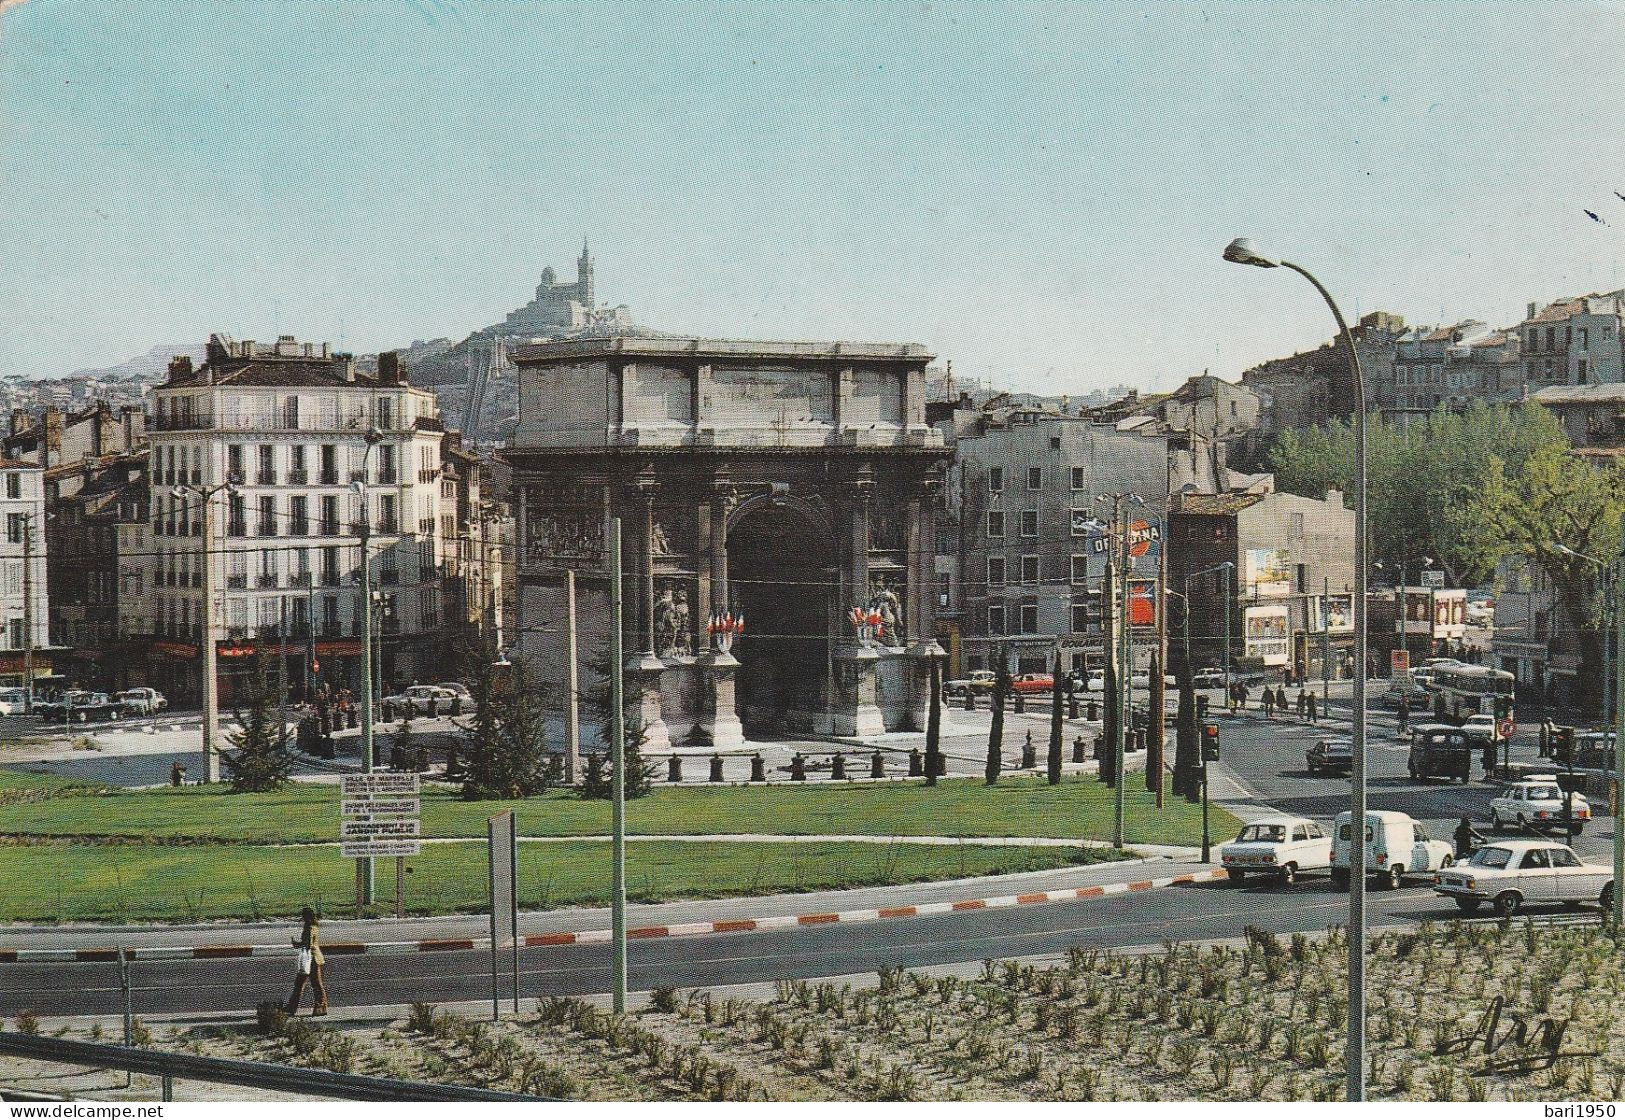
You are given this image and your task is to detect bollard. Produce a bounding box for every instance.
[964,691,977,711]
[871,751,885,778]
[791,753,807,781]
[1097,753,1111,783]
[1087,700,1098,721]
[1068,696,1080,720]
[170,762,185,787]
[831,753,846,780]
[391,746,407,771]
[427,698,439,719]
[451,697,463,716]
[414,748,429,773]
[668,755,683,783]
[933,752,947,777]
[710,754,725,783]
[909,749,924,776]
[1013,692,1026,714]
[378,701,392,724]
[1022,732,1036,769]
[1131,728,1145,753]
[1073,735,1086,763]
[347,709,358,730]
[751,754,766,782]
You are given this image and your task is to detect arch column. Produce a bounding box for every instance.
[695,478,744,749]
[627,476,671,751]
[830,473,885,738]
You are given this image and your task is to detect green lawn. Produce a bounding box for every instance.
[0,770,1234,847]
[0,840,1129,923]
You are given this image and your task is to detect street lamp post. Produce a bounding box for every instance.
[1555,543,1614,725]
[173,481,238,783]
[1375,557,1432,680]
[1226,238,1369,1102]
[351,427,384,907]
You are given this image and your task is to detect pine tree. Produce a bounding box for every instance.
[578,650,657,800]
[985,658,1009,786]
[223,653,291,793]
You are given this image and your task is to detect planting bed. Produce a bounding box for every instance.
[10,919,1625,1100]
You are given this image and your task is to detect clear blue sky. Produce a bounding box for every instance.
[4,0,1625,394]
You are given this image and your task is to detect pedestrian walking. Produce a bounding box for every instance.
[1296,689,1308,720]
[285,906,328,1016]
[1306,692,1318,724]
[1397,695,1411,736]
[1238,684,1249,712]
[1276,686,1289,716]
[1263,689,1275,719]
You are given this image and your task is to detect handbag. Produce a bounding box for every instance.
[296,948,314,975]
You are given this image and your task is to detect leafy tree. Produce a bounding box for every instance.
[1269,403,1569,587]
[223,653,291,793]
[985,657,1009,786]
[1471,444,1625,713]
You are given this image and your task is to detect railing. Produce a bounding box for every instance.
[0,1032,539,1102]
[257,574,279,589]
[256,471,276,486]
[226,574,248,589]
[153,414,216,432]
[290,520,309,536]
[319,471,339,485]
[287,469,309,484]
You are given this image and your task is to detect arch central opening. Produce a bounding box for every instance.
[727,503,834,735]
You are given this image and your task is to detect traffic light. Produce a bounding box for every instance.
[1493,696,1512,721]
[1202,723,1221,762]
[1552,725,1576,765]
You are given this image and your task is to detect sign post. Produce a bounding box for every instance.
[487,809,519,1018]
[340,775,420,920]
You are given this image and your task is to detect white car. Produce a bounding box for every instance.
[1490,775,1590,836]
[1192,667,1225,688]
[1460,713,1497,742]
[0,687,28,715]
[1220,816,1332,886]
[382,684,459,715]
[115,687,167,715]
[432,681,473,704]
[1434,840,1615,917]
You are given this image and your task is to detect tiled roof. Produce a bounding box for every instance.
[1169,492,1264,516]
[1529,384,1625,405]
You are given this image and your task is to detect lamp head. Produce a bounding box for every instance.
[1223,237,1280,268]
[1127,494,1145,506]
[1220,561,1234,570]
[1421,556,1434,567]
[365,426,384,445]
[350,480,364,494]
[170,486,185,499]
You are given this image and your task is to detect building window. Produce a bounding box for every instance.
[4,474,18,500]
[988,556,1006,587]
[987,603,1006,636]
[1580,327,1589,350]
[988,467,1004,493]
[378,445,397,484]
[1021,555,1039,584]
[320,546,340,587]
[257,445,275,485]
[289,495,308,536]
[1289,512,1304,534]
[1070,467,1085,491]
[226,494,246,537]
[378,494,398,534]
[227,444,245,484]
[1072,603,1090,633]
[320,445,338,485]
[1019,600,1038,634]
[5,514,21,544]
[1579,358,1589,381]
[1020,510,1038,538]
[1071,555,1089,584]
[320,495,339,536]
[257,495,276,537]
[986,511,1004,538]
[1026,467,1042,490]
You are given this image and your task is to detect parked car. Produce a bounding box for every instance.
[1465,601,1494,627]
[1407,724,1473,783]
[1009,673,1054,695]
[38,690,123,723]
[1305,737,1352,776]
[1433,840,1614,916]
[1459,713,1498,743]
[381,684,460,715]
[0,687,28,715]
[431,681,473,704]
[1331,809,1454,890]
[944,670,996,698]
[115,687,167,716]
[1219,816,1332,886]
[1192,667,1226,688]
[1490,775,1590,836]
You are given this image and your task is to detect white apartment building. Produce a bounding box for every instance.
[0,459,50,689]
[133,335,450,705]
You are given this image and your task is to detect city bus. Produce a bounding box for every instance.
[1431,664,1514,719]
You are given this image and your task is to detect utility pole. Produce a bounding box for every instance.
[276,595,289,749]
[1615,514,1625,936]
[1116,512,1131,848]
[174,482,235,784]
[565,568,580,784]
[1322,576,1332,706]
[608,519,627,1013]
[353,427,382,909]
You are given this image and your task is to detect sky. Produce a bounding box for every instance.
[4,0,1625,395]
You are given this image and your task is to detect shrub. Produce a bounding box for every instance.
[650,986,679,1014]
[408,1001,438,1034]
[257,1001,290,1036]
[12,1010,39,1035]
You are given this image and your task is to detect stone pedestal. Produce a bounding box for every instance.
[627,654,673,751]
[832,646,887,738]
[690,651,747,750]
[904,641,945,731]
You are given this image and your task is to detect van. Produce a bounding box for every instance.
[1407,724,1473,783]
[1331,810,1455,891]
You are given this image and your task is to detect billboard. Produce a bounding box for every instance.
[1076,515,1163,570]
[1128,578,1158,629]
[1244,548,1292,598]
[1243,603,1290,665]
[1307,593,1353,634]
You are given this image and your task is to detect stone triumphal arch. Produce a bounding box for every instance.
[506,336,949,748]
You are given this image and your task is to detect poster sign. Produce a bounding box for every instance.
[1128,578,1158,628]
[1078,516,1163,568]
[1309,594,1354,634]
[1244,548,1292,598]
[1421,569,1446,589]
[1391,649,1410,673]
[1243,603,1290,665]
[340,773,421,858]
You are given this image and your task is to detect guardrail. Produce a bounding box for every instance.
[0,1031,542,1102]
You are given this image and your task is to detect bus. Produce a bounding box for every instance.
[1431,664,1514,719]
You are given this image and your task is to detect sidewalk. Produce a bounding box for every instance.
[0,847,1211,951]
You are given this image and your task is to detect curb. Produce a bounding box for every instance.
[0,868,1229,963]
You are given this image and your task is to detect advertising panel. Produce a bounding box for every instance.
[1243,603,1290,665]
[1128,578,1158,629]
[1244,548,1292,598]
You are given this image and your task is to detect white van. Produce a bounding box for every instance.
[1331,809,1455,891]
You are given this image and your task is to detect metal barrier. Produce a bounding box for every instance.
[0,1031,542,1102]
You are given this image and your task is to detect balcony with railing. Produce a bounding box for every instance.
[320,568,341,588]
[226,574,248,589]
[257,573,279,589]
[378,517,399,535]
[319,470,339,485]
[256,471,276,486]
[289,518,309,536]
[318,519,339,537]
[287,470,308,484]
[291,571,312,587]
[154,413,216,432]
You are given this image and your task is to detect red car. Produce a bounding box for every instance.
[1010,673,1054,694]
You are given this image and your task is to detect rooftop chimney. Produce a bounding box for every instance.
[378,351,402,386]
[1528,302,1537,321]
[168,355,193,382]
